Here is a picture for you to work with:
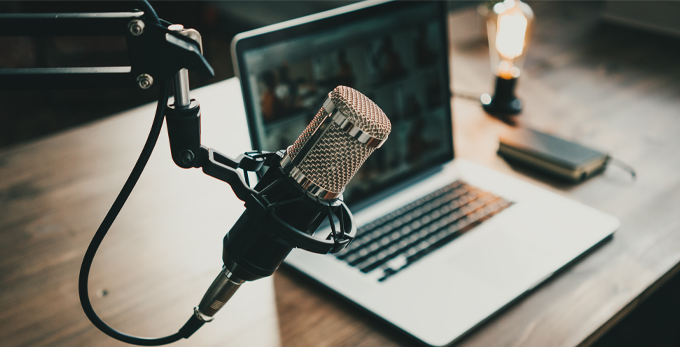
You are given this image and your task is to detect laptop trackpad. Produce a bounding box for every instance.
[445,231,556,292]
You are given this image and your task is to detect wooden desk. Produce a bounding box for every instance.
[2,2,680,346]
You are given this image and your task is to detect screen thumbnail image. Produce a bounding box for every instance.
[257,60,321,123]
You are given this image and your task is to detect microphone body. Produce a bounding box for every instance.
[196,86,391,320]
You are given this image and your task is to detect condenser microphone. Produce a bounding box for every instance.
[194,86,391,321]
[282,85,391,199]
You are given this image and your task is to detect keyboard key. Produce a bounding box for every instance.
[386,255,407,271]
[336,180,512,281]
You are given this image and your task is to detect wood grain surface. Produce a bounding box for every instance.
[2,2,680,347]
[0,78,280,347]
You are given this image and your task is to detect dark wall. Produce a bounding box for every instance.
[0,2,235,149]
[0,1,354,149]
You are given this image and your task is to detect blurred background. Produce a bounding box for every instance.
[0,1,356,149]
[1,2,680,346]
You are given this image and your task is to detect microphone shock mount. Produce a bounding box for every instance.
[3,2,362,344]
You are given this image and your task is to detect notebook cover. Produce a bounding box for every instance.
[499,128,607,171]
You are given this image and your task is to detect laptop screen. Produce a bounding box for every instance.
[233,1,452,205]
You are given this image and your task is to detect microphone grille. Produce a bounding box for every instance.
[331,86,391,140]
[287,86,391,197]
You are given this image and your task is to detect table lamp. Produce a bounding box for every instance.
[480,0,534,116]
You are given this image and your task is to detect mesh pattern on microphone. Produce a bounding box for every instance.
[288,86,391,194]
[297,123,375,193]
[331,86,390,140]
[287,106,328,159]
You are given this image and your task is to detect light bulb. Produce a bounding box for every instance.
[495,6,528,60]
[481,0,534,117]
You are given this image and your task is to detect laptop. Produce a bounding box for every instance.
[231,1,619,346]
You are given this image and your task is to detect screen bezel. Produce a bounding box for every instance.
[231,0,454,206]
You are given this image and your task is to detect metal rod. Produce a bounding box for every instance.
[0,12,144,36]
[0,67,133,90]
[168,24,192,108]
[173,68,191,108]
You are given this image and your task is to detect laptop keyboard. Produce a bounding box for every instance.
[336,180,513,282]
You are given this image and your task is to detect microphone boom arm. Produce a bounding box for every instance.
[0,11,214,90]
[2,5,362,344]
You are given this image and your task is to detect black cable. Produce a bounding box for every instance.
[451,90,483,101]
[137,0,160,24]
[78,3,205,344]
[607,156,636,179]
[76,82,167,344]
[78,81,206,345]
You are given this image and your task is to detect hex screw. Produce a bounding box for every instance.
[179,150,195,165]
[128,19,145,36]
[136,74,153,89]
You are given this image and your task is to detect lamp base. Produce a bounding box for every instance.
[481,93,523,115]
[481,76,523,116]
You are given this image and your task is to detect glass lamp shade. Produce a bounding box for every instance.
[479,0,534,116]
[485,0,534,79]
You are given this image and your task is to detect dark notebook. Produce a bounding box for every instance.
[499,127,608,182]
